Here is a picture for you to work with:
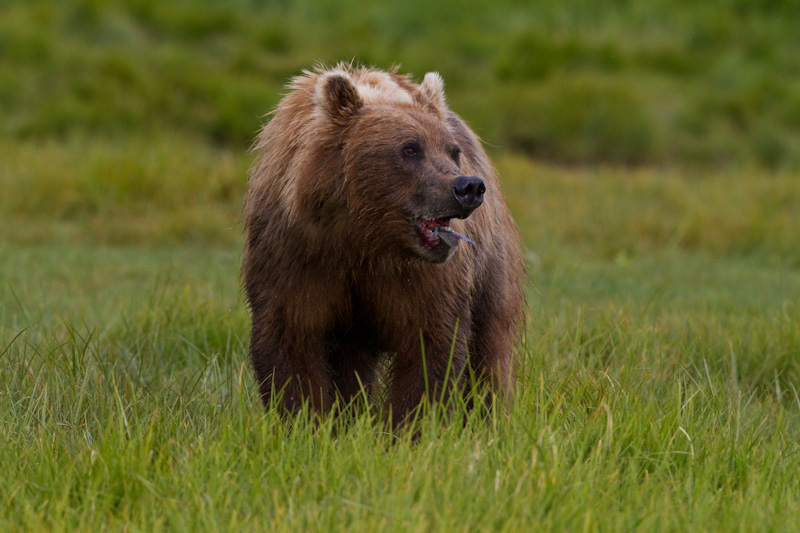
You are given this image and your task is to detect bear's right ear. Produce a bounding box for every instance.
[418,72,447,120]
[314,72,363,125]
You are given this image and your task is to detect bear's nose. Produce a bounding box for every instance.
[452,175,486,212]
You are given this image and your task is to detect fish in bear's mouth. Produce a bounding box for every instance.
[416,217,476,249]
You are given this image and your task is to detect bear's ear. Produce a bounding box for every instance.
[419,72,447,119]
[314,71,363,125]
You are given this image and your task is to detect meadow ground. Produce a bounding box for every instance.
[2,137,800,531]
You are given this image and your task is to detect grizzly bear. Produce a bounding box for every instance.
[242,64,525,426]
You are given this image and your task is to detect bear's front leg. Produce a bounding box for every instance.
[244,255,352,418]
[249,316,333,417]
[466,259,526,411]
[386,322,470,428]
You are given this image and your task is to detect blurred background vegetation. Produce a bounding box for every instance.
[2,0,800,260]
[3,0,800,168]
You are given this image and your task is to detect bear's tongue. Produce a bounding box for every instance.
[418,218,475,248]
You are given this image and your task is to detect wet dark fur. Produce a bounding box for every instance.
[242,65,525,426]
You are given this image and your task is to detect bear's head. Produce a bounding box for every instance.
[313,68,485,264]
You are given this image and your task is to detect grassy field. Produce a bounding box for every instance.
[3,147,800,530]
[3,0,800,530]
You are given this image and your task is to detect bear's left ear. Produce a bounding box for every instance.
[314,71,363,125]
[418,72,447,119]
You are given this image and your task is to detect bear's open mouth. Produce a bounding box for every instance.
[416,217,476,249]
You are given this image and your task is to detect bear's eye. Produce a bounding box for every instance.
[451,148,462,164]
[402,143,420,158]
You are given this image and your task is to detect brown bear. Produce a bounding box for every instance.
[242,64,525,426]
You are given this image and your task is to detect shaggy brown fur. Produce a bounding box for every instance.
[242,64,525,426]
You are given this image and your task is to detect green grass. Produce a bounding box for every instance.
[3,244,800,531]
[3,152,800,530]
[0,136,246,246]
